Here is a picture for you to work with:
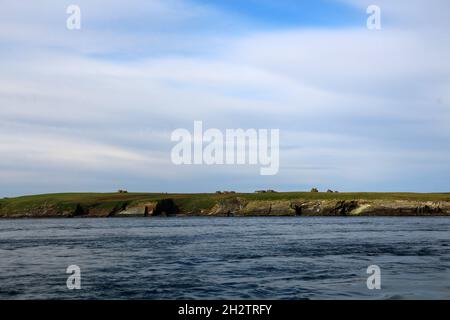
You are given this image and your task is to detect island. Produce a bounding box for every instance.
[1,191,450,218]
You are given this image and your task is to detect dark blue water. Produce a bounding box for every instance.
[0,217,449,299]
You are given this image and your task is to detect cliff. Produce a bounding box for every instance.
[1,192,450,218]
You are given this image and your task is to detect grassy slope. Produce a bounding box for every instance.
[1,192,450,217]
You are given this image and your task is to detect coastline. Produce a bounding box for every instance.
[1,192,450,218]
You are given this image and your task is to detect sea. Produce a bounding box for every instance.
[0,217,449,299]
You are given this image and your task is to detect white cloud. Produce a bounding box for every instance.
[0,0,449,195]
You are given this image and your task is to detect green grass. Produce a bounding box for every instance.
[239,192,450,201]
[0,192,154,216]
[1,191,450,217]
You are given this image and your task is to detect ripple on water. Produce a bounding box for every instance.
[0,217,449,299]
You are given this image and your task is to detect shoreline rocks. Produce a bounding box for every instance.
[1,197,450,218]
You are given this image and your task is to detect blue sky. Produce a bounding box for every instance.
[194,0,363,27]
[0,0,450,196]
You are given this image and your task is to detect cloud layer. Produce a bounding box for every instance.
[1,0,449,196]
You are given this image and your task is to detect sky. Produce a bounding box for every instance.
[0,0,450,196]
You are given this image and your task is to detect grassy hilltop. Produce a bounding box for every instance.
[1,191,450,218]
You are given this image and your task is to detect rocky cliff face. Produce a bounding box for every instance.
[203,198,450,217]
[115,199,180,217]
[0,203,73,218]
[1,197,450,218]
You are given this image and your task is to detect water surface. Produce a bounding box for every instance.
[0,217,449,299]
